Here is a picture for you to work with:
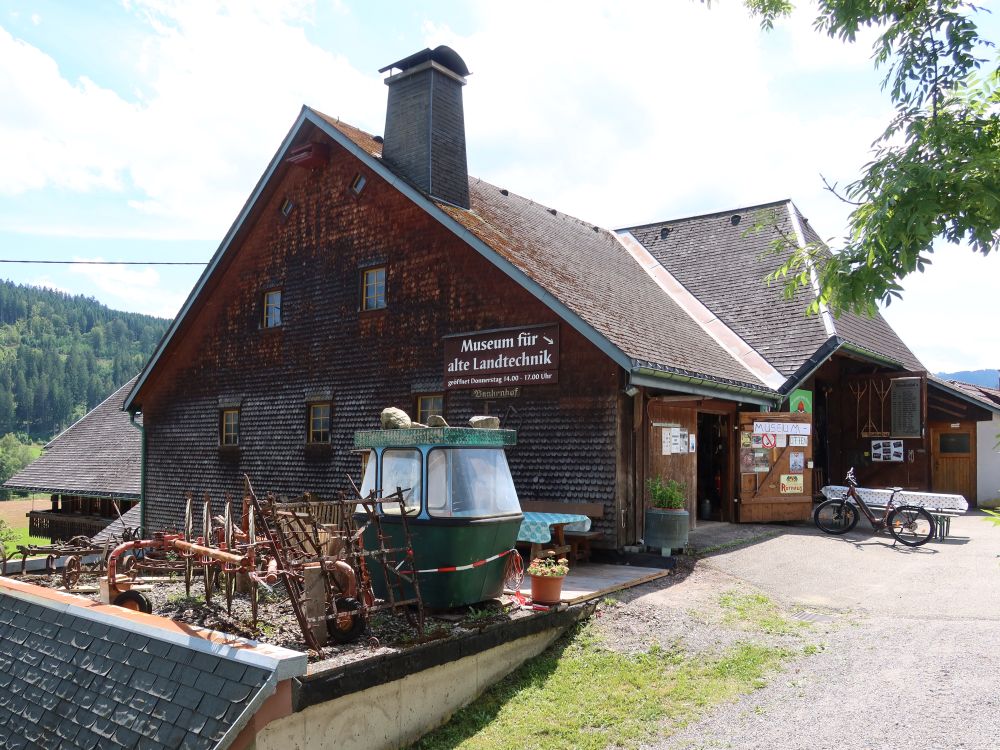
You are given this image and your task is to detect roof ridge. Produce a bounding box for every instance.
[618,198,792,231]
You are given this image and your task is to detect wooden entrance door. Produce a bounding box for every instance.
[930,421,977,504]
[737,411,813,522]
[646,402,696,522]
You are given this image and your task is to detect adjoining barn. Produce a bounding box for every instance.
[5,377,142,542]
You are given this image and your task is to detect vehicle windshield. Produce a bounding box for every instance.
[426,448,520,518]
[380,449,421,515]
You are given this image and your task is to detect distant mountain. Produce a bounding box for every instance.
[0,280,171,440]
[936,369,999,389]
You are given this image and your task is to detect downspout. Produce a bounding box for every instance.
[128,410,146,536]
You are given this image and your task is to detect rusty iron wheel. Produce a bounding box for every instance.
[113,589,152,614]
[62,556,82,589]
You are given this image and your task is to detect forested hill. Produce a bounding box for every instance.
[0,280,171,440]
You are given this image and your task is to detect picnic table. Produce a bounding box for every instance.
[517,512,592,561]
[821,485,968,540]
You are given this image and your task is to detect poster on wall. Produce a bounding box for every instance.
[751,434,764,448]
[780,474,804,494]
[740,448,754,471]
[741,432,752,448]
[890,378,922,438]
[661,428,672,455]
[689,434,697,453]
[789,451,805,472]
[679,429,689,454]
[753,450,770,472]
[790,435,808,447]
[753,421,811,436]
[671,427,682,454]
[776,434,787,448]
[872,439,905,462]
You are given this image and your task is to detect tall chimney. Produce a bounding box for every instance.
[379,46,471,209]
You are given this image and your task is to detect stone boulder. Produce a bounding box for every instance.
[468,415,500,429]
[427,415,449,427]
[381,407,412,430]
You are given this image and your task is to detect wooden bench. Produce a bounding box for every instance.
[520,501,605,564]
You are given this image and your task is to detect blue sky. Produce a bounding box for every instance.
[1,0,997,372]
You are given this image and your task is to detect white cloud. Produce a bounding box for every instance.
[0,0,383,238]
[68,257,185,318]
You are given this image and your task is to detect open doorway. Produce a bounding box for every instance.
[697,412,730,522]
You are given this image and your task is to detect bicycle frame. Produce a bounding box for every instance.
[841,484,897,532]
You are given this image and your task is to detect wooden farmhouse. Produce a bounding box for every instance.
[122,46,1000,546]
[5,377,141,542]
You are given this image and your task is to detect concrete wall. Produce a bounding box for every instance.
[253,627,565,750]
[978,414,1000,507]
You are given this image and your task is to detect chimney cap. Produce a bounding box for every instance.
[379,45,470,77]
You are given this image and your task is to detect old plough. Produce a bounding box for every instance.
[103,475,423,652]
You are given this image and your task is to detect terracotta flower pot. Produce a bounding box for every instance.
[530,573,565,605]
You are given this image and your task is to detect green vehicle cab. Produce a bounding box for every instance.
[354,426,523,609]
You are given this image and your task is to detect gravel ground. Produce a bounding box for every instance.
[18,568,525,668]
[593,516,1000,750]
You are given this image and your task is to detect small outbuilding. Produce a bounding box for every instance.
[4,377,142,542]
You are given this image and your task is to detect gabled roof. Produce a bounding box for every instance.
[620,200,924,389]
[126,109,778,411]
[929,376,1000,414]
[5,377,141,499]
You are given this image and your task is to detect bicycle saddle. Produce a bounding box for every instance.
[888,487,903,492]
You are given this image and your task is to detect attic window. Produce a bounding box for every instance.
[280,198,294,218]
[730,214,742,226]
[660,227,671,239]
[351,173,367,195]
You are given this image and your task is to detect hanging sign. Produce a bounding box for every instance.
[754,421,811,436]
[890,378,922,438]
[761,433,777,449]
[444,324,559,390]
[472,387,521,400]
[789,389,813,414]
[789,435,808,447]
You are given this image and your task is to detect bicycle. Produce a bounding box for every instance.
[813,468,936,547]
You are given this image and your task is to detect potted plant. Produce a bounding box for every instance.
[527,556,569,604]
[644,476,689,553]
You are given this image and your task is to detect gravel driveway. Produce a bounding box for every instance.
[599,512,1000,750]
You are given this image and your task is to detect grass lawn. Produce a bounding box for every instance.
[412,622,788,750]
[3,527,49,556]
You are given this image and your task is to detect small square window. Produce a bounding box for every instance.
[362,267,386,311]
[264,290,282,328]
[416,394,443,425]
[221,409,239,446]
[280,198,295,217]
[308,403,331,444]
[351,173,367,195]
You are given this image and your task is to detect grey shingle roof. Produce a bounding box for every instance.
[622,200,923,379]
[0,579,304,749]
[317,112,772,394]
[5,377,142,499]
[437,180,772,392]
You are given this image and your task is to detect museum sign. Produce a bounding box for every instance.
[443,324,560,390]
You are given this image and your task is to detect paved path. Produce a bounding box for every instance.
[646,513,1000,750]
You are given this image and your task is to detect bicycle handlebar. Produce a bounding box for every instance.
[846,467,857,487]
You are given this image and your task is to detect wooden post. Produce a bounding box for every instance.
[303,564,328,647]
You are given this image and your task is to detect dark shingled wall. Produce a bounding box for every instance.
[139,133,620,540]
[0,593,272,750]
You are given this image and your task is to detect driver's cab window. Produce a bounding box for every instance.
[381,449,421,515]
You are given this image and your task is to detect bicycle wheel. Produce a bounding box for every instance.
[888,506,935,547]
[813,499,859,534]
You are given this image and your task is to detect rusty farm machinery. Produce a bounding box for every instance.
[100,476,424,651]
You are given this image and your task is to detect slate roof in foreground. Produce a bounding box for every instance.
[0,576,305,750]
[5,377,142,499]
